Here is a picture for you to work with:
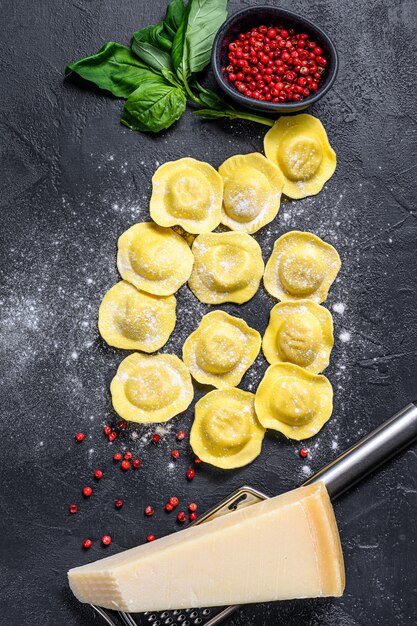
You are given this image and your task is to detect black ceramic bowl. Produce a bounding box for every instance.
[212,6,338,114]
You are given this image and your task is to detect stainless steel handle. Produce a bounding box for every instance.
[304,401,417,499]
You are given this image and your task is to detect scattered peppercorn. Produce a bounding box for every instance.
[121,460,131,471]
[145,505,154,517]
[115,499,124,509]
[69,504,78,514]
[108,431,117,442]
[299,448,309,458]
[75,432,85,442]
[165,502,174,512]
[113,452,122,462]
[124,451,132,461]
[94,469,103,480]
[189,512,198,522]
[83,539,92,549]
[189,503,197,512]
[152,434,161,443]
[186,468,195,481]
[177,511,187,523]
[147,535,156,542]
[132,459,141,469]
[169,496,179,508]
[171,449,180,460]
[83,486,93,497]
[224,24,328,103]
[118,420,127,429]
[104,425,112,436]
[176,430,186,441]
[102,535,112,546]
[194,457,202,464]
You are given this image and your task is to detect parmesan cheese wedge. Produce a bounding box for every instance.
[68,482,344,612]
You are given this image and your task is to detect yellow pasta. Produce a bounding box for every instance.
[263,231,341,303]
[264,114,336,199]
[183,311,261,388]
[190,388,265,469]
[150,157,223,233]
[255,363,333,440]
[218,153,284,233]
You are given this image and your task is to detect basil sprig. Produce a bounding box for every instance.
[65,0,274,133]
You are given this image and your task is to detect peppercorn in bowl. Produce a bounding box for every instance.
[212,6,338,113]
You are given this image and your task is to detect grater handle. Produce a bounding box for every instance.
[303,401,417,500]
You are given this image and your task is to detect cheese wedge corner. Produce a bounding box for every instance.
[68,481,344,612]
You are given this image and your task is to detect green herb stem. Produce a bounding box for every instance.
[232,111,275,126]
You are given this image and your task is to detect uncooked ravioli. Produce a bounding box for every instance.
[190,388,265,469]
[183,311,261,388]
[150,157,223,234]
[188,231,264,304]
[255,363,333,440]
[263,231,341,304]
[264,114,336,199]
[262,300,333,373]
[111,353,194,424]
[117,222,194,296]
[218,153,284,233]
[98,281,176,352]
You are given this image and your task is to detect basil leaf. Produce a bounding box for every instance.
[134,24,173,53]
[164,0,186,35]
[121,81,186,132]
[132,37,174,72]
[173,0,228,79]
[161,67,182,87]
[198,88,230,110]
[65,42,159,98]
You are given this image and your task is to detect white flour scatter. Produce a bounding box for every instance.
[339,330,351,343]
[332,302,346,315]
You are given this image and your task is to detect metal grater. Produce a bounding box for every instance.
[91,401,417,626]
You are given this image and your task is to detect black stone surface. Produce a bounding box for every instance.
[1,1,417,625]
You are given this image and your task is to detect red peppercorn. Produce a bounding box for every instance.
[113,452,122,462]
[104,425,112,436]
[102,535,112,546]
[94,469,103,480]
[152,434,161,443]
[75,432,85,442]
[313,46,323,56]
[169,496,179,507]
[147,535,156,542]
[145,505,154,517]
[132,459,141,469]
[69,504,78,514]
[194,457,202,465]
[299,447,309,458]
[228,73,236,82]
[83,486,92,497]
[189,512,198,522]
[171,449,180,460]
[189,503,198,512]
[121,460,130,471]
[108,431,117,442]
[118,420,127,429]
[177,511,187,523]
[124,451,132,461]
[115,499,124,509]
[83,539,92,549]
[187,468,195,481]
[165,503,174,512]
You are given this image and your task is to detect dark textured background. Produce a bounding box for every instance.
[1,0,417,624]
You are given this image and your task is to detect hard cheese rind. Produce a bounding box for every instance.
[68,482,345,612]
